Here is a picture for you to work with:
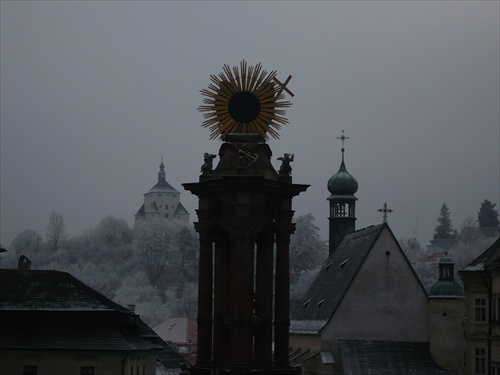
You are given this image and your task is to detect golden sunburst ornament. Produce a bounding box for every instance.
[198,60,293,141]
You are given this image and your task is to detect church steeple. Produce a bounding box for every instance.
[327,130,358,256]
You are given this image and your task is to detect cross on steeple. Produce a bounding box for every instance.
[378,202,393,223]
[337,130,349,161]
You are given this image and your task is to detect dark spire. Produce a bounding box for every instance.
[158,157,166,184]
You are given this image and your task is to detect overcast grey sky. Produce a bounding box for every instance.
[1,1,499,248]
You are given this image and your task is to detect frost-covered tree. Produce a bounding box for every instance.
[431,203,456,246]
[46,212,66,251]
[114,272,170,327]
[133,219,181,287]
[177,225,198,282]
[95,216,132,249]
[477,199,499,235]
[458,216,482,249]
[290,213,328,273]
[10,229,42,256]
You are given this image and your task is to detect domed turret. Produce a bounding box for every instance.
[429,254,464,297]
[327,159,358,196]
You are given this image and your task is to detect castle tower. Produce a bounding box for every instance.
[327,130,358,256]
[428,254,465,373]
[184,61,306,375]
[135,159,189,224]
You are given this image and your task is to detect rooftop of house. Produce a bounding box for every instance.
[461,236,500,273]
[154,317,197,345]
[340,340,458,375]
[0,267,167,352]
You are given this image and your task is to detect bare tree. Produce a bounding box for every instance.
[133,219,181,287]
[46,212,66,251]
[10,229,42,255]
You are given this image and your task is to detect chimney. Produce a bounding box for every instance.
[18,255,32,270]
[128,304,136,314]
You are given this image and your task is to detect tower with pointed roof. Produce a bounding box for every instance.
[135,159,189,224]
[327,131,358,256]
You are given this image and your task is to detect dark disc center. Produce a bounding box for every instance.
[228,91,261,123]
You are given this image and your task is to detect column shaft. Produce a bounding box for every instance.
[254,230,274,365]
[196,230,213,364]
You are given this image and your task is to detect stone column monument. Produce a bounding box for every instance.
[183,61,307,375]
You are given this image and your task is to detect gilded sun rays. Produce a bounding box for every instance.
[198,60,292,141]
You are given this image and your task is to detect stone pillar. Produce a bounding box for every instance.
[274,214,294,365]
[230,223,254,365]
[195,221,213,365]
[213,231,230,363]
[254,229,275,365]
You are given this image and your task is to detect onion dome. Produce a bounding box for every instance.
[429,254,464,298]
[327,159,358,195]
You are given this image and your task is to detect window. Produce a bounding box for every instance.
[474,347,486,374]
[81,367,95,375]
[23,366,37,375]
[475,298,486,322]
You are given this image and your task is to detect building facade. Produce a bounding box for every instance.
[135,159,189,224]
[0,257,168,375]
[459,237,500,375]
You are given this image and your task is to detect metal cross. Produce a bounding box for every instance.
[273,75,294,97]
[378,202,393,223]
[337,130,349,152]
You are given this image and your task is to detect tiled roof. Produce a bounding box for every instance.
[174,202,190,216]
[340,340,457,375]
[145,201,160,214]
[461,236,500,272]
[0,269,167,352]
[0,269,127,311]
[290,224,385,331]
[148,179,179,194]
[135,203,145,217]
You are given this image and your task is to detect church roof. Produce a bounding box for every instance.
[291,224,385,331]
[340,340,457,375]
[290,223,426,333]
